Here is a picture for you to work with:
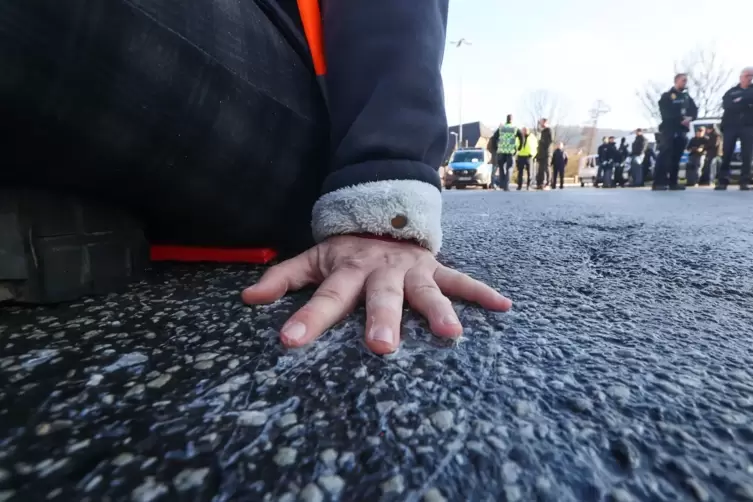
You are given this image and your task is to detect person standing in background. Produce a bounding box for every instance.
[486,125,499,190]
[699,124,721,186]
[630,129,647,186]
[601,137,620,188]
[551,142,568,189]
[535,118,553,190]
[516,127,538,190]
[716,67,753,190]
[655,73,698,191]
[490,114,523,191]
[642,145,656,184]
[615,137,629,187]
[685,126,706,186]
[595,137,609,188]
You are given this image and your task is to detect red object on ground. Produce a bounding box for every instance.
[150,245,277,264]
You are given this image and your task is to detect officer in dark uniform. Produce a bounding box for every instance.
[655,73,698,191]
[601,136,620,188]
[595,136,608,187]
[630,129,647,186]
[716,67,753,190]
[615,138,629,187]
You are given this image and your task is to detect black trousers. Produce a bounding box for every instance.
[536,154,549,187]
[718,126,753,186]
[0,0,327,252]
[655,131,687,187]
[551,166,565,188]
[686,154,702,185]
[516,157,531,188]
[614,162,625,187]
[496,153,513,189]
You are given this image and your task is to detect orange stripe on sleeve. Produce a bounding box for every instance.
[296,0,327,76]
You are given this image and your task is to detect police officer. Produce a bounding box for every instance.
[516,127,537,190]
[615,138,629,187]
[716,67,753,190]
[601,137,620,188]
[630,129,647,186]
[595,136,608,188]
[491,114,523,191]
[655,73,698,191]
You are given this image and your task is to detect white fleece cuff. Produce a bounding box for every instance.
[311,179,443,254]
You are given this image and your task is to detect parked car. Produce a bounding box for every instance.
[443,148,493,189]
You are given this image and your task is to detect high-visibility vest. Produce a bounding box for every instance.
[517,134,538,158]
[497,124,518,154]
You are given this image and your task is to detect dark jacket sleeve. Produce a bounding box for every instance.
[320,0,448,193]
[688,96,698,121]
[743,87,753,105]
[311,0,449,253]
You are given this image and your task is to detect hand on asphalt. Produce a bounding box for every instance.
[241,235,512,354]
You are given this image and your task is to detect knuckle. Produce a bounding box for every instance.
[411,282,441,297]
[314,287,346,304]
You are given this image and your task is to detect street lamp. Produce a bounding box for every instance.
[449,38,471,148]
[449,131,459,151]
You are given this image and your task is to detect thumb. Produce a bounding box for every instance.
[242,250,318,304]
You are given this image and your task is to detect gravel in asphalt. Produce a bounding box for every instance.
[2,188,753,501]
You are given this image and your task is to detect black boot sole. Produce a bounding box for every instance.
[0,189,149,304]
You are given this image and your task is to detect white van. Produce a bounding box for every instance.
[578,154,599,186]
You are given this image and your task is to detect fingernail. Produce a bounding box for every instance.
[282,322,306,342]
[368,326,394,344]
[441,313,460,326]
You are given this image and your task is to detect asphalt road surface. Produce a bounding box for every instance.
[2,188,753,502]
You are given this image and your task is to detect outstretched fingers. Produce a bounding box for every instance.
[279,268,366,347]
[404,265,463,338]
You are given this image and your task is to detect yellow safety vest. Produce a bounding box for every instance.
[517,134,538,157]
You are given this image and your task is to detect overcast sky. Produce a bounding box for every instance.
[441,0,752,130]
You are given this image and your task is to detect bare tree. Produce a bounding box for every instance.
[520,89,575,145]
[636,47,734,125]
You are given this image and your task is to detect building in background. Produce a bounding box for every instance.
[445,122,496,164]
